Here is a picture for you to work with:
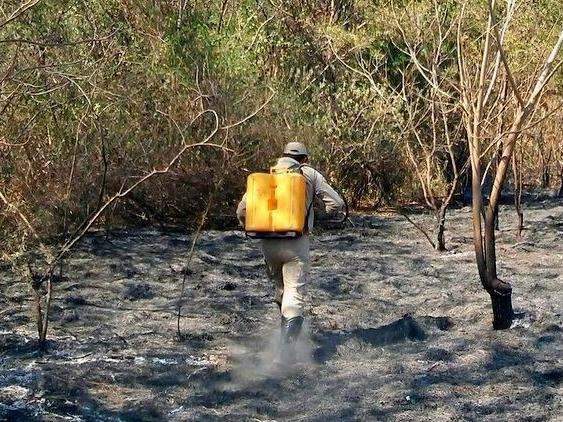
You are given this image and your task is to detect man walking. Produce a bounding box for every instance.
[236,142,345,362]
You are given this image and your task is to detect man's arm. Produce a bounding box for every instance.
[311,169,345,214]
[236,193,247,227]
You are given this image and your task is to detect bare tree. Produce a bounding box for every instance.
[1,73,274,345]
[400,84,463,250]
[392,6,466,251]
[456,2,563,328]
[397,0,563,328]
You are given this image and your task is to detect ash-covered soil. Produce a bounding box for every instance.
[1,199,562,421]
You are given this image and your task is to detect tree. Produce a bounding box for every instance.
[456,1,563,328]
[398,74,463,251]
[396,0,563,328]
[392,5,465,251]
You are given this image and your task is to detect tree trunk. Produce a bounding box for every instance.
[40,275,53,344]
[471,116,524,330]
[558,167,563,198]
[541,167,550,189]
[493,140,503,232]
[512,150,523,237]
[480,118,523,329]
[469,142,514,330]
[538,132,550,189]
[32,284,44,341]
[434,208,446,252]
[483,211,514,328]
[514,207,523,237]
[470,150,488,285]
[490,290,514,329]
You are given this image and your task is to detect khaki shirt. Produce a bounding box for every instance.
[236,158,345,231]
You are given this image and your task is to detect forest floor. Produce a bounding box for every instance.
[1,197,562,421]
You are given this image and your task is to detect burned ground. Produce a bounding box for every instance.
[1,199,562,421]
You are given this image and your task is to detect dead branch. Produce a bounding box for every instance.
[0,0,42,29]
[395,208,436,249]
[220,86,276,129]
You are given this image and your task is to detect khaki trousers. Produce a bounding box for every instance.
[261,236,310,319]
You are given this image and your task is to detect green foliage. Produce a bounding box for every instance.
[1,0,561,257]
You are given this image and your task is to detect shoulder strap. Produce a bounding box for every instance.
[271,163,303,174]
[300,164,314,232]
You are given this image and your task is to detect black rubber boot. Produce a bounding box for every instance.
[282,316,304,344]
[278,316,304,365]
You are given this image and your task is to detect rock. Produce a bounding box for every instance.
[169,263,185,273]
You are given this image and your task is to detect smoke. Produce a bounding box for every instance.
[226,320,314,387]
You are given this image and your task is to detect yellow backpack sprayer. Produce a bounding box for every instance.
[244,165,309,238]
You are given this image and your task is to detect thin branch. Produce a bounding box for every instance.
[220,87,275,129]
[176,189,215,338]
[50,110,223,268]
[246,15,274,51]
[0,0,42,29]
[0,30,117,46]
[395,208,436,249]
[527,29,563,105]
[0,191,39,239]
[487,0,524,108]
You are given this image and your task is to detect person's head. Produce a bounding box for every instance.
[283,142,308,164]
